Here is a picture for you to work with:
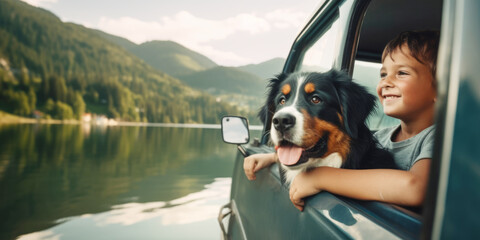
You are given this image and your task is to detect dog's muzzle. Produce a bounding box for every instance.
[272,112,296,133]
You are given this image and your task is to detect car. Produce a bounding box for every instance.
[219,0,480,239]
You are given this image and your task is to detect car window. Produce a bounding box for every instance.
[297,20,340,72]
[352,60,399,130]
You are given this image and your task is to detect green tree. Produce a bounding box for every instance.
[107,95,119,119]
[49,75,67,102]
[15,91,31,116]
[52,101,74,120]
[40,75,50,102]
[71,91,85,119]
[3,90,31,116]
[27,87,36,111]
[45,98,55,114]
[44,98,73,119]
[19,67,30,89]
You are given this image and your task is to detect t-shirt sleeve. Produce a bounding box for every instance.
[373,126,395,148]
[411,128,436,166]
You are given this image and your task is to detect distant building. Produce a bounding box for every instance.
[95,115,108,125]
[82,113,92,123]
[33,110,44,119]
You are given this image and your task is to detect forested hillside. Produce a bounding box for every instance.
[237,58,285,79]
[0,0,249,123]
[179,66,268,112]
[98,30,274,113]
[98,33,218,78]
[179,66,265,96]
[132,41,218,78]
[100,32,268,93]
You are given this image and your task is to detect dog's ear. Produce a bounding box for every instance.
[258,73,288,127]
[330,70,376,139]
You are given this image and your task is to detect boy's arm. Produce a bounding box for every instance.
[244,153,277,180]
[289,159,431,211]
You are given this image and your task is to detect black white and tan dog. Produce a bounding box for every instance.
[259,70,396,183]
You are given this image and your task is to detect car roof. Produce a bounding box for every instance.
[356,0,443,62]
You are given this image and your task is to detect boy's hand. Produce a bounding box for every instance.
[289,169,322,211]
[243,153,276,180]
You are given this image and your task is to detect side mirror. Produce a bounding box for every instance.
[221,116,250,156]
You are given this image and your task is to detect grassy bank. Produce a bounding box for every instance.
[0,111,80,124]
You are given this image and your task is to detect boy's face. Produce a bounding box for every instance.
[376,45,436,122]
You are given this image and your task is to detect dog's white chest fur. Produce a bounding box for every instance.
[281,152,343,183]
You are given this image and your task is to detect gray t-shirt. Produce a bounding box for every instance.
[374,125,435,170]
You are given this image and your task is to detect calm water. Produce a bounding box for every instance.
[0,123,251,240]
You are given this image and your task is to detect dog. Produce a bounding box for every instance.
[259,70,396,183]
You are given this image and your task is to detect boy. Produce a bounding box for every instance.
[244,31,439,211]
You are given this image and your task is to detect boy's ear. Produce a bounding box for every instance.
[330,70,376,139]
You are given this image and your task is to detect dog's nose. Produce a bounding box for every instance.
[272,112,296,132]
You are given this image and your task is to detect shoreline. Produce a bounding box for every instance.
[0,114,263,130]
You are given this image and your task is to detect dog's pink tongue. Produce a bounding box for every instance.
[277,145,303,166]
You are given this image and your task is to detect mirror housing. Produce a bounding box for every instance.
[221,116,250,144]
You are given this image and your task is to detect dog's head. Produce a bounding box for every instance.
[259,70,377,170]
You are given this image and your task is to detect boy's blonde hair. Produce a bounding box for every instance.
[382,31,440,76]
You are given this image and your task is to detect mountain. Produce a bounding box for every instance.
[92,29,138,50]
[237,57,285,79]
[0,0,247,123]
[133,41,218,77]
[178,66,268,112]
[179,66,266,96]
[100,34,218,78]
[96,33,270,111]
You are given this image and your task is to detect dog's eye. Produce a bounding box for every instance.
[311,96,322,104]
[279,97,286,105]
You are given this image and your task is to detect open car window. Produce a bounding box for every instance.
[352,60,399,130]
[297,20,340,72]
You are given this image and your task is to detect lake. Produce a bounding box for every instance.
[0,123,259,240]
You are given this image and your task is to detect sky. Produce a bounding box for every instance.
[21,0,322,66]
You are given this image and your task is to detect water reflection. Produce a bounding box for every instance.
[18,178,231,240]
[0,124,241,240]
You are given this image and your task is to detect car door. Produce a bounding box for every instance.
[422,0,480,239]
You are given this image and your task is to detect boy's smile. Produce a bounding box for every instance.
[376,44,436,123]
[382,92,401,101]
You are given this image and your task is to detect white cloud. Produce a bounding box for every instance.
[97,10,272,44]
[95,9,307,65]
[21,0,57,7]
[265,9,307,29]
